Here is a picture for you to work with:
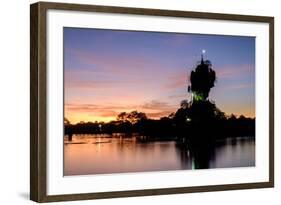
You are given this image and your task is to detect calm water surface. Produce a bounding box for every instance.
[64,134,255,176]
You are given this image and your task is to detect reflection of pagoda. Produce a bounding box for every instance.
[188,53,216,102]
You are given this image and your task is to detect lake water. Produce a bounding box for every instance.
[64,134,255,176]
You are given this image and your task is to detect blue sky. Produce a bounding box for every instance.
[64,27,255,123]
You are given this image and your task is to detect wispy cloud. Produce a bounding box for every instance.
[227,83,254,90]
[163,71,188,90]
[216,64,254,79]
[65,48,182,93]
[146,111,174,118]
[65,100,178,122]
[65,103,136,112]
[66,48,173,77]
[168,94,187,99]
[141,100,174,110]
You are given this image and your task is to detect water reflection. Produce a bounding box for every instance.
[64,134,255,176]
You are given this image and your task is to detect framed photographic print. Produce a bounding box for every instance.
[30,1,274,202]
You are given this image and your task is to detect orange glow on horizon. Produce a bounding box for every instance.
[65,113,116,124]
[65,107,255,125]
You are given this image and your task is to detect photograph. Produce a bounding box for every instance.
[29,2,274,202]
[63,27,256,176]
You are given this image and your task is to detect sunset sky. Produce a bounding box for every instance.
[64,27,255,124]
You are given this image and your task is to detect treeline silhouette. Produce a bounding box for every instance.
[65,56,255,142]
[65,109,254,140]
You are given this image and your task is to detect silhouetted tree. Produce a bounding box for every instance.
[116,112,127,121]
[116,111,147,124]
[127,111,147,124]
[168,112,175,119]
[180,100,190,109]
[64,117,70,125]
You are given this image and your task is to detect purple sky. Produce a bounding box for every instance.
[64,27,255,123]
